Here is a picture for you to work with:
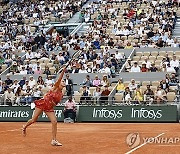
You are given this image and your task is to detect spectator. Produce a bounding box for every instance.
[169,73,179,86]
[166,63,176,73]
[92,86,101,104]
[92,75,101,87]
[155,86,167,104]
[19,76,26,88]
[4,75,13,86]
[11,79,20,94]
[149,63,158,72]
[34,66,42,75]
[82,75,93,87]
[134,85,143,104]
[128,79,137,92]
[116,79,125,93]
[99,85,111,105]
[123,87,132,104]
[44,66,51,76]
[144,85,154,105]
[4,88,15,106]
[20,66,27,75]
[15,87,25,106]
[141,63,148,72]
[29,76,36,89]
[64,74,73,96]
[125,58,132,72]
[80,85,91,105]
[130,62,140,72]
[64,96,76,122]
[170,56,179,73]
[101,75,110,87]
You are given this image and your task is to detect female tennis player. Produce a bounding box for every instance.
[22,65,67,146]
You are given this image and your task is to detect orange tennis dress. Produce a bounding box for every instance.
[34,90,63,112]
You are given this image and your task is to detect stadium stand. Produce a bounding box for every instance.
[0,0,179,106]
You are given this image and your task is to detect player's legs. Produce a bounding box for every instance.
[45,111,62,146]
[22,107,43,136]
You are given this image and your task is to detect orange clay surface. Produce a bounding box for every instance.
[0,122,179,154]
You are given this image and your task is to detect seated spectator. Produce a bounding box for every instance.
[99,65,111,75]
[45,76,54,87]
[170,55,179,73]
[142,58,151,69]
[166,63,176,73]
[125,42,133,49]
[93,86,101,104]
[79,65,88,73]
[125,59,132,72]
[33,87,43,100]
[101,75,110,87]
[10,62,19,74]
[11,79,20,94]
[82,75,93,87]
[133,85,143,104]
[93,75,101,87]
[37,76,44,85]
[43,66,51,76]
[116,79,125,93]
[123,87,132,104]
[110,66,116,78]
[80,85,91,105]
[29,76,36,89]
[160,79,169,93]
[4,88,15,106]
[15,86,25,106]
[141,63,148,72]
[64,96,76,122]
[93,39,100,49]
[23,86,33,105]
[160,63,167,72]
[34,66,42,75]
[169,73,179,86]
[99,85,111,105]
[70,64,79,73]
[20,66,27,75]
[149,63,158,72]
[130,62,140,72]
[86,64,93,73]
[144,85,154,105]
[128,79,137,92]
[5,74,13,86]
[154,86,167,104]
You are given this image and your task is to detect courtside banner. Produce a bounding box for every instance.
[78,106,178,122]
[0,107,64,122]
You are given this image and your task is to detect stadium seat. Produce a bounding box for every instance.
[167,92,176,102]
[142,81,151,86]
[114,93,123,103]
[151,81,160,87]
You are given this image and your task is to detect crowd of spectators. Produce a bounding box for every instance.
[0,0,179,106]
[80,0,180,49]
[125,52,179,75]
[115,73,179,105]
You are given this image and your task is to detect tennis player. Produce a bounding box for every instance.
[22,65,67,146]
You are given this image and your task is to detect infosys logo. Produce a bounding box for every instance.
[92,108,123,119]
[131,108,162,119]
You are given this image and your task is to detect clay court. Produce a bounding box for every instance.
[0,122,179,154]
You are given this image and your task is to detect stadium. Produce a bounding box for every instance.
[0,0,180,153]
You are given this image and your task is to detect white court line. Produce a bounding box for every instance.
[156,145,180,147]
[0,128,20,133]
[125,133,165,154]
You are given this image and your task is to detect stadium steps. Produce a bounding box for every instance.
[173,17,180,41]
[77,24,90,35]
